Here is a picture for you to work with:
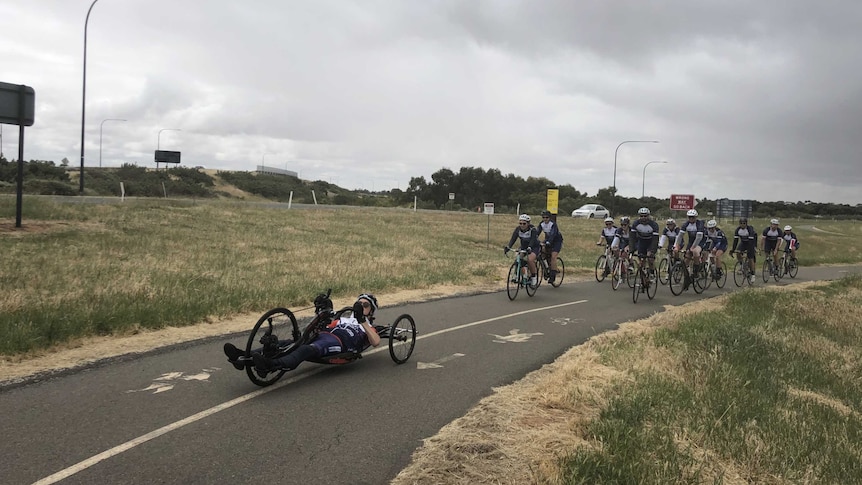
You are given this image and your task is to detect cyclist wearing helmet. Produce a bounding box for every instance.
[538,210,564,284]
[625,207,660,274]
[705,220,728,277]
[239,293,382,374]
[761,219,782,263]
[504,214,541,287]
[781,225,800,261]
[730,217,757,283]
[659,219,680,253]
[674,209,707,270]
[597,217,618,276]
[610,216,632,262]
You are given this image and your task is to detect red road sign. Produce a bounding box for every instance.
[670,194,696,210]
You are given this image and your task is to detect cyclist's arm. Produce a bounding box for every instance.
[506,229,519,249]
[361,321,381,347]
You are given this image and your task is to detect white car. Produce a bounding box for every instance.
[571,204,610,219]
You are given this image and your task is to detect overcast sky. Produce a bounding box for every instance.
[2,0,860,204]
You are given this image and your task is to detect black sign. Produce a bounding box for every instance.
[0,82,35,126]
[154,150,181,164]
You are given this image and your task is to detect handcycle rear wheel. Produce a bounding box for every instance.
[506,262,520,300]
[388,314,416,364]
[245,308,299,387]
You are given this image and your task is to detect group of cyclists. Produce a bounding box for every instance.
[501,207,801,295]
[598,209,800,290]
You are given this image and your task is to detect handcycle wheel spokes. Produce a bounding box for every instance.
[595,254,607,282]
[506,262,520,301]
[550,257,565,287]
[245,308,298,387]
[388,314,416,364]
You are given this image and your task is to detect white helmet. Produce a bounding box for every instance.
[620,216,630,224]
[707,219,717,228]
[666,218,676,225]
[770,218,779,225]
[604,217,614,223]
[638,207,650,216]
[686,209,698,217]
[518,214,531,222]
[784,225,792,231]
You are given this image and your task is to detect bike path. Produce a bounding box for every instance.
[1,265,858,485]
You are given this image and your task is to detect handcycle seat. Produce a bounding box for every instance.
[310,350,365,365]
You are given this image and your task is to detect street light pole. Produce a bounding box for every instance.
[613,140,659,193]
[79,0,100,195]
[156,128,181,170]
[642,160,668,198]
[99,118,126,168]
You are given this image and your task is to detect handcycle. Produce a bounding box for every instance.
[668,248,708,296]
[231,289,417,387]
[537,245,565,288]
[505,247,538,300]
[631,252,658,303]
[595,243,614,282]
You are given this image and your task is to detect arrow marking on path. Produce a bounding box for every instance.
[490,329,543,343]
[417,353,465,369]
[126,368,218,394]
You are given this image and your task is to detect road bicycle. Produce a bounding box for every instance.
[762,251,781,283]
[731,250,757,287]
[611,251,634,291]
[700,250,728,290]
[595,243,614,282]
[778,253,799,279]
[657,248,679,285]
[631,253,658,303]
[230,289,417,387]
[537,246,566,288]
[668,249,707,296]
[506,248,538,300]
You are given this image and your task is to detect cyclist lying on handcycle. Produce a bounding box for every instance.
[224,293,381,375]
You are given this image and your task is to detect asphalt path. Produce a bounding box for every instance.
[1,265,859,485]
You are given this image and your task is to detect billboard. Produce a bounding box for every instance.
[154,150,181,164]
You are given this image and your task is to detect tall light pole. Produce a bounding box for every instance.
[99,118,126,168]
[613,140,659,193]
[642,160,668,198]
[79,0,100,194]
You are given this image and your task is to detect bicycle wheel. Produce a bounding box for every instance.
[788,257,799,278]
[715,262,728,289]
[625,260,635,289]
[595,255,607,282]
[692,264,707,294]
[632,267,642,304]
[611,259,623,291]
[550,257,565,287]
[658,257,669,285]
[646,267,658,300]
[506,262,520,300]
[669,262,686,296]
[245,308,298,387]
[775,257,784,281]
[762,260,770,283]
[388,314,416,364]
[525,266,538,297]
[733,260,745,287]
[700,263,713,291]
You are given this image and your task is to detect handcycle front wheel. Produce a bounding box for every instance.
[245,308,299,387]
[388,314,416,364]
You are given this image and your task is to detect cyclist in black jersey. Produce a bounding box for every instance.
[504,214,541,287]
[625,208,660,274]
[538,210,564,284]
[781,225,800,261]
[730,217,758,283]
[761,218,782,263]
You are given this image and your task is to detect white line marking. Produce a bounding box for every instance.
[417,353,466,369]
[32,299,587,484]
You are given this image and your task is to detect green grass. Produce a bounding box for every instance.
[558,275,862,484]
[1,198,861,357]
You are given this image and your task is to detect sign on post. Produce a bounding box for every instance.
[546,188,559,216]
[670,194,696,211]
[483,202,494,215]
[0,82,35,126]
[154,150,181,164]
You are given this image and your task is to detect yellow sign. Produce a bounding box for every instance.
[546,189,559,214]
